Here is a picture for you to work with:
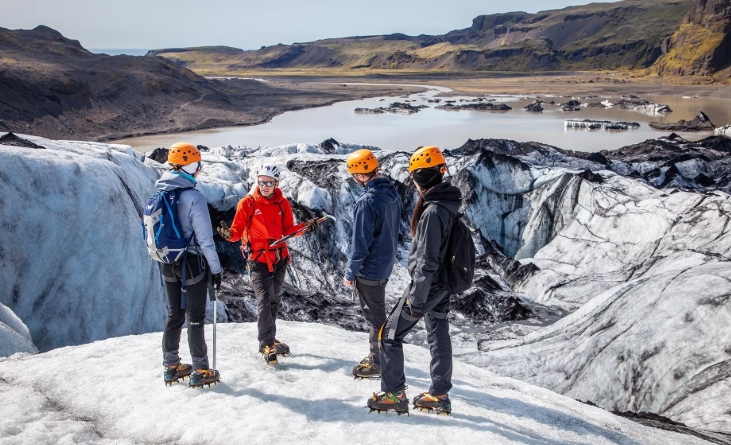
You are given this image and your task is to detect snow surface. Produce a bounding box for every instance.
[0,322,714,445]
[0,136,168,352]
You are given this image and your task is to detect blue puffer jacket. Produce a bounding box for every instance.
[345,176,402,281]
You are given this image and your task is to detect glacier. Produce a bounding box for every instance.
[3,131,731,436]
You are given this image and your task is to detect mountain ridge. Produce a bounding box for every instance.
[148,0,698,74]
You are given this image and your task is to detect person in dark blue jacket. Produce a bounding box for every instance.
[344,149,402,379]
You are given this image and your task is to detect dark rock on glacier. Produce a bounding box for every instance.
[437,102,512,111]
[561,100,582,111]
[354,102,426,115]
[319,137,340,153]
[565,119,640,130]
[649,111,716,132]
[145,147,169,164]
[524,100,544,112]
[0,132,44,149]
[606,99,672,114]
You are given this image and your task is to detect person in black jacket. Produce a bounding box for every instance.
[367,146,460,415]
[344,149,402,379]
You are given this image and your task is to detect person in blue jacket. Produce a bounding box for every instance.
[344,149,402,379]
[157,143,222,388]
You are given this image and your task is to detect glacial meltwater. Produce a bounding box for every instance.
[118,83,731,153]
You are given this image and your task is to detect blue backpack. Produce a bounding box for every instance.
[143,188,193,264]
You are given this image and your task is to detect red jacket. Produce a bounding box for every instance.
[229,187,304,269]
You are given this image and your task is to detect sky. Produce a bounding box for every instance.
[2,0,621,50]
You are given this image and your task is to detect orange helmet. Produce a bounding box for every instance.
[167,142,201,166]
[409,146,447,173]
[346,149,378,174]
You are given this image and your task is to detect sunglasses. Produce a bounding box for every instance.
[258,180,276,187]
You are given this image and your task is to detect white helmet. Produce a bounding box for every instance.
[257,164,281,179]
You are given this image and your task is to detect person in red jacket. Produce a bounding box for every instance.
[218,164,319,363]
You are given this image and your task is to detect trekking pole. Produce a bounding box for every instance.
[213,290,217,370]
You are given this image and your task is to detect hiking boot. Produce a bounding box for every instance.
[274,339,290,355]
[367,391,409,415]
[413,392,451,414]
[189,369,220,388]
[351,356,371,373]
[164,363,193,385]
[352,357,380,379]
[260,344,278,364]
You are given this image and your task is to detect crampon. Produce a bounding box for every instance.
[366,392,409,415]
[189,369,220,388]
[274,340,290,356]
[164,363,193,386]
[352,358,380,380]
[260,344,278,364]
[413,392,451,415]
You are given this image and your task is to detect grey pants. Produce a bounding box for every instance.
[354,276,388,365]
[380,284,452,396]
[250,259,288,348]
[161,254,209,370]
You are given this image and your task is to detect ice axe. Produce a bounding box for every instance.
[269,214,336,248]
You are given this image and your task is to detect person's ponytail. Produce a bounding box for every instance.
[410,194,425,237]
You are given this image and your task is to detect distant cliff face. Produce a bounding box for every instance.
[151,0,693,74]
[654,0,731,76]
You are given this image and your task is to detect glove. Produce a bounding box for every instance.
[212,272,222,290]
[217,221,232,240]
[304,217,321,233]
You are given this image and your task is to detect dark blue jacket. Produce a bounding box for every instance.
[345,176,402,281]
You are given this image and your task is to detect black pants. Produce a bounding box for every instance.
[354,276,388,365]
[380,284,452,396]
[161,253,209,370]
[250,259,288,348]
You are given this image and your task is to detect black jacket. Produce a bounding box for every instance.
[407,181,462,312]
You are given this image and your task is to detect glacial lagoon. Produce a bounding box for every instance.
[118,83,731,154]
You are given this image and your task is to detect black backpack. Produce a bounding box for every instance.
[433,203,476,294]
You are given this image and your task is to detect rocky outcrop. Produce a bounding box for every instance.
[151,1,693,73]
[561,100,582,111]
[435,102,512,111]
[354,102,427,115]
[603,99,673,114]
[0,26,406,142]
[654,0,731,76]
[524,100,544,112]
[649,111,716,131]
[565,119,640,130]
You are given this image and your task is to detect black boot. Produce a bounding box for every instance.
[274,339,290,355]
[413,392,451,414]
[260,344,278,364]
[164,363,193,385]
[366,391,409,415]
[189,369,220,388]
[352,357,380,379]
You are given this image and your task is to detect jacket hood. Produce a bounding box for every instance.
[156,171,197,191]
[423,181,461,214]
[364,177,399,204]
